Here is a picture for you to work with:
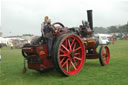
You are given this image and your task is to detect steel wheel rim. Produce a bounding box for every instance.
[102,46,110,65]
[58,35,85,75]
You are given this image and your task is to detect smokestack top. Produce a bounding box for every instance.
[87,10,92,12]
[87,10,93,31]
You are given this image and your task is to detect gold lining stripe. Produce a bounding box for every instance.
[88,40,96,43]
[40,51,45,55]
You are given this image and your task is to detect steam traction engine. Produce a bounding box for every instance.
[22,10,110,76]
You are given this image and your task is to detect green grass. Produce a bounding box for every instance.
[0,40,128,85]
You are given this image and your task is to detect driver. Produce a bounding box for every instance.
[41,16,49,37]
[44,19,55,57]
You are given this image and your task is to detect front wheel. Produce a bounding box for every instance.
[53,34,85,76]
[99,45,110,66]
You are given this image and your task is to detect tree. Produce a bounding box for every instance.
[107,26,119,33]
[22,34,33,36]
[119,24,128,33]
[94,27,108,34]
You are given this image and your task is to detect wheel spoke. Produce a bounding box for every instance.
[65,39,68,47]
[73,58,77,66]
[60,49,66,54]
[74,57,82,61]
[68,39,72,51]
[73,47,81,52]
[60,57,65,64]
[58,34,85,75]
[66,61,69,71]
[59,54,67,57]
[71,61,77,70]
[102,49,106,57]
[103,56,107,63]
[61,44,69,52]
[62,58,69,67]
[104,58,107,64]
[102,49,105,54]
[73,42,76,51]
[102,53,106,57]
[71,39,75,47]
[106,57,108,62]
[74,53,80,56]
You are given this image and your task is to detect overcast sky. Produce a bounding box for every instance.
[1,0,128,36]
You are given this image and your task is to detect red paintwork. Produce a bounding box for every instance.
[52,22,65,28]
[86,41,95,48]
[55,31,69,37]
[81,37,96,49]
[36,46,54,68]
[52,22,70,37]
[23,47,35,53]
[22,22,110,75]
[58,34,85,75]
[23,45,54,70]
[79,25,92,35]
[86,48,98,59]
[102,46,110,65]
[86,56,98,59]
[28,64,39,70]
[86,38,96,48]
[86,27,92,35]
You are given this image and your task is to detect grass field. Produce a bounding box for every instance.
[0,40,128,85]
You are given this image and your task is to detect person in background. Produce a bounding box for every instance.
[44,19,55,57]
[0,55,1,61]
[10,43,14,49]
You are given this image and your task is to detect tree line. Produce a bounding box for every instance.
[94,23,128,34]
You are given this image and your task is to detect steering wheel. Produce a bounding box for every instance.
[52,22,65,33]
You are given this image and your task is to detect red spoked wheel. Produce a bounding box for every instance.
[99,45,110,66]
[53,34,85,76]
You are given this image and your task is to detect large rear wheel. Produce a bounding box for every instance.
[53,34,85,76]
